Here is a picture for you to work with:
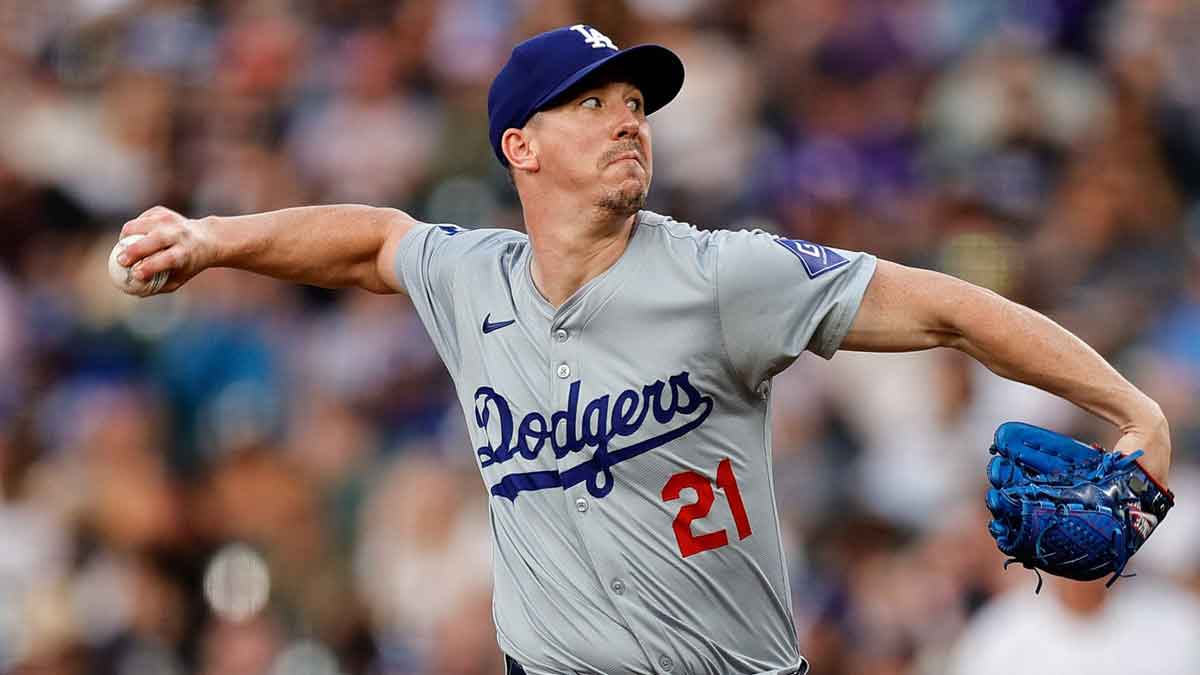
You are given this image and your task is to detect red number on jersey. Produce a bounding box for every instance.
[661,458,753,558]
[661,471,729,557]
[716,458,753,540]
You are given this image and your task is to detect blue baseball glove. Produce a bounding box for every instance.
[985,422,1174,592]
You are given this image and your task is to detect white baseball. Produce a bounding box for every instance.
[108,234,169,296]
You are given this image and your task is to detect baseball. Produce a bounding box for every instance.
[108,234,168,296]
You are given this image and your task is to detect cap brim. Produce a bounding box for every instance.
[531,44,684,118]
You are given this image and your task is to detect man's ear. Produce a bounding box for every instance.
[502,128,539,173]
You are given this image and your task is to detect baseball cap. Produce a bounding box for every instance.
[487,24,685,166]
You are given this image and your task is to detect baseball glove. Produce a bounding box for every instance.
[985,421,1174,592]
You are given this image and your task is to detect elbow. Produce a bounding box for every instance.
[1137,397,1169,432]
[938,330,970,352]
[934,283,1011,353]
[359,275,398,295]
[362,208,416,294]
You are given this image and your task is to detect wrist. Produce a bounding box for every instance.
[195,215,232,268]
[1114,390,1165,432]
[1124,399,1171,486]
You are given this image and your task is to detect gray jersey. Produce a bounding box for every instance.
[395,211,876,675]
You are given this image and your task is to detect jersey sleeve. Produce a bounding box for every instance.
[715,229,877,389]
[393,223,502,376]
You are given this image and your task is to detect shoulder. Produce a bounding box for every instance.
[635,210,761,260]
[408,222,526,246]
[393,222,527,294]
[634,211,826,278]
[401,222,528,260]
[636,211,798,256]
[637,211,714,246]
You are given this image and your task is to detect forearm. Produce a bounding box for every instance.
[952,293,1171,483]
[948,294,1164,432]
[201,204,404,291]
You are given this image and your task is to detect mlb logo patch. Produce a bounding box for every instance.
[774,238,849,278]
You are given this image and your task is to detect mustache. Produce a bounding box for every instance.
[598,142,644,167]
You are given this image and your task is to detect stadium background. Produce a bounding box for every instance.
[2,0,1200,673]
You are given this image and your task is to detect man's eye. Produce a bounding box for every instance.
[581,97,601,109]
[627,98,643,112]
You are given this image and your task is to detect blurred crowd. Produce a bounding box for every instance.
[2,0,1200,674]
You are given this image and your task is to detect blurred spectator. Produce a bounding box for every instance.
[944,577,1200,675]
[354,452,491,671]
[287,27,442,205]
[198,614,284,675]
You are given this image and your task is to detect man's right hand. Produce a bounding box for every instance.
[118,205,218,294]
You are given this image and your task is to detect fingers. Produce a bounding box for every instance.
[130,244,184,282]
[121,205,183,239]
[137,204,178,221]
[157,277,186,295]
[118,204,188,268]
[117,228,175,270]
[120,219,154,237]
[116,206,213,296]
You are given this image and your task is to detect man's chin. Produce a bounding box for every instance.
[597,184,648,216]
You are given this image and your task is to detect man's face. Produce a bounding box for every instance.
[525,79,653,216]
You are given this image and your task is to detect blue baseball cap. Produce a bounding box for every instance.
[487,24,685,166]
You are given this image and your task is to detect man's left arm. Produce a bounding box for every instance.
[841,260,1171,486]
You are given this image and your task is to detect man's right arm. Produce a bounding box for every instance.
[841,260,1171,484]
[117,204,418,294]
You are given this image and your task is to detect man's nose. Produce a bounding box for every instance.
[613,109,640,139]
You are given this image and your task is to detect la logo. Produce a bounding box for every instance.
[569,24,617,50]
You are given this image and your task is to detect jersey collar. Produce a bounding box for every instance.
[520,210,650,323]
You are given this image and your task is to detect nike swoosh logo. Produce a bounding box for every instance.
[482,314,516,334]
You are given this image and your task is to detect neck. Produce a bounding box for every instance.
[523,198,639,308]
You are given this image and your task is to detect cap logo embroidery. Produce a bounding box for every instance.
[569,24,617,50]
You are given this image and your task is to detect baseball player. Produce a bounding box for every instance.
[118,25,1171,675]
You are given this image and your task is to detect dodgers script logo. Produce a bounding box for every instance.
[474,371,713,501]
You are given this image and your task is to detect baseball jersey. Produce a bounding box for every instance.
[395,211,877,675]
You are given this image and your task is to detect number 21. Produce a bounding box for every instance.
[661,458,753,557]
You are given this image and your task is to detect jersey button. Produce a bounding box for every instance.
[610,579,625,595]
[575,498,588,513]
[554,328,569,343]
[658,655,674,672]
[556,363,571,379]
